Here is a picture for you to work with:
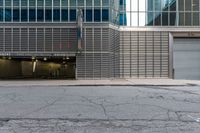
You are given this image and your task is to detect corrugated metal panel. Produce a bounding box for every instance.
[45,28,53,52]
[37,28,44,51]
[119,31,169,78]
[13,28,20,51]
[5,28,12,52]
[53,28,61,52]
[0,28,3,51]
[29,28,36,52]
[21,28,28,51]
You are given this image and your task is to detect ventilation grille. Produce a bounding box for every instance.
[0,28,77,52]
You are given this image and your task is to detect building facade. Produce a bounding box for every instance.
[0,0,200,80]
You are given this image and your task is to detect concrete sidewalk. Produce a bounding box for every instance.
[0,79,200,86]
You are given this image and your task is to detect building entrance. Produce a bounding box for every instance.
[0,57,76,79]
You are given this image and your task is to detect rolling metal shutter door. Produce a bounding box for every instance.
[174,38,200,80]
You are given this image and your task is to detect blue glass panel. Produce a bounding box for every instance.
[21,9,28,21]
[70,9,76,21]
[0,0,3,6]
[45,9,52,21]
[86,9,92,22]
[102,9,109,21]
[5,9,11,22]
[94,9,100,22]
[13,9,20,21]
[37,9,44,21]
[29,9,36,21]
[61,9,68,21]
[0,8,3,21]
[53,9,60,21]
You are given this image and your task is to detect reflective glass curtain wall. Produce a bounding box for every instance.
[117,0,200,26]
[0,0,110,23]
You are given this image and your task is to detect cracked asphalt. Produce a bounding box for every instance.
[0,85,199,133]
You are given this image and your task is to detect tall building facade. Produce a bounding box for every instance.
[0,0,200,80]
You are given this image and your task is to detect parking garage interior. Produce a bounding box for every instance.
[0,56,76,79]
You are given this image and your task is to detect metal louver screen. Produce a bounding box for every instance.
[0,28,78,53]
[119,31,169,78]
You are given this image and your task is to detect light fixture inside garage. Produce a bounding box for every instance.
[43,57,47,61]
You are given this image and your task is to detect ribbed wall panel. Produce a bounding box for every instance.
[13,28,20,51]
[45,28,53,52]
[29,28,36,52]
[0,29,3,51]
[5,28,12,52]
[53,28,61,52]
[37,28,44,52]
[120,31,169,78]
[76,27,111,79]
[21,28,28,51]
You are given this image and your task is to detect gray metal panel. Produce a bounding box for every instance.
[174,38,200,80]
[119,31,169,78]
[0,28,3,51]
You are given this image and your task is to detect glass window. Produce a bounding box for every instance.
[54,0,60,6]
[37,9,44,21]
[94,9,100,21]
[45,9,52,21]
[86,0,92,6]
[5,9,11,22]
[185,12,191,25]
[86,9,92,21]
[102,0,109,6]
[78,0,84,6]
[37,0,44,7]
[147,0,153,11]
[162,12,168,26]
[29,9,36,21]
[13,0,20,7]
[13,9,20,21]
[45,0,52,7]
[29,0,36,7]
[62,0,68,6]
[94,0,100,6]
[185,0,191,11]
[53,9,60,21]
[193,12,199,26]
[21,9,28,21]
[0,0,3,6]
[21,0,28,7]
[61,9,68,21]
[0,8,3,21]
[5,0,11,7]
[70,9,76,21]
[178,0,184,11]
[139,12,146,26]
[70,0,76,6]
[147,12,153,26]
[179,12,184,25]
[193,0,199,11]
[139,0,146,11]
[170,12,176,26]
[102,9,109,21]
[131,12,138,26]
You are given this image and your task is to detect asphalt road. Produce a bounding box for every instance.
[0,85,199,133]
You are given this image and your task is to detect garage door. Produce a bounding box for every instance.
[174,38,200,80]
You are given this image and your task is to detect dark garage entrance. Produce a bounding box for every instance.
[0,57,76,79]
[174,38,200,80]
